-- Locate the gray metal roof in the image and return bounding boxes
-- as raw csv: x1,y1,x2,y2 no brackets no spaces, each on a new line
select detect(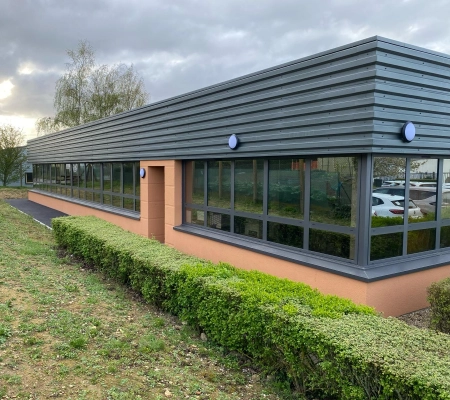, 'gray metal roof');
28,36,450,163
